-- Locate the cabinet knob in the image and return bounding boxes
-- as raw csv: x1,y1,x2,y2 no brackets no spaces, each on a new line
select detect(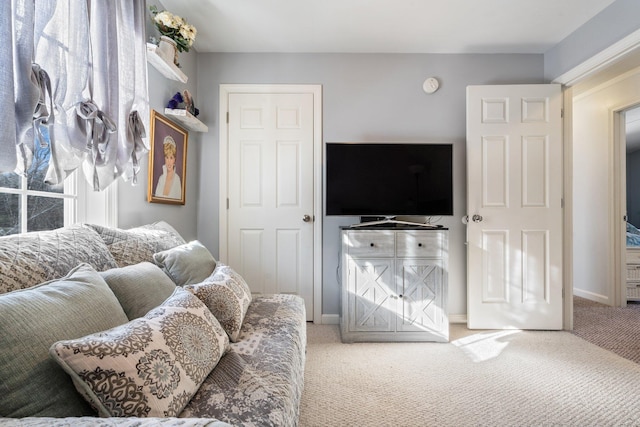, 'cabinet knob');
370,243,375,247
418,243,423,247
398,294,403,298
